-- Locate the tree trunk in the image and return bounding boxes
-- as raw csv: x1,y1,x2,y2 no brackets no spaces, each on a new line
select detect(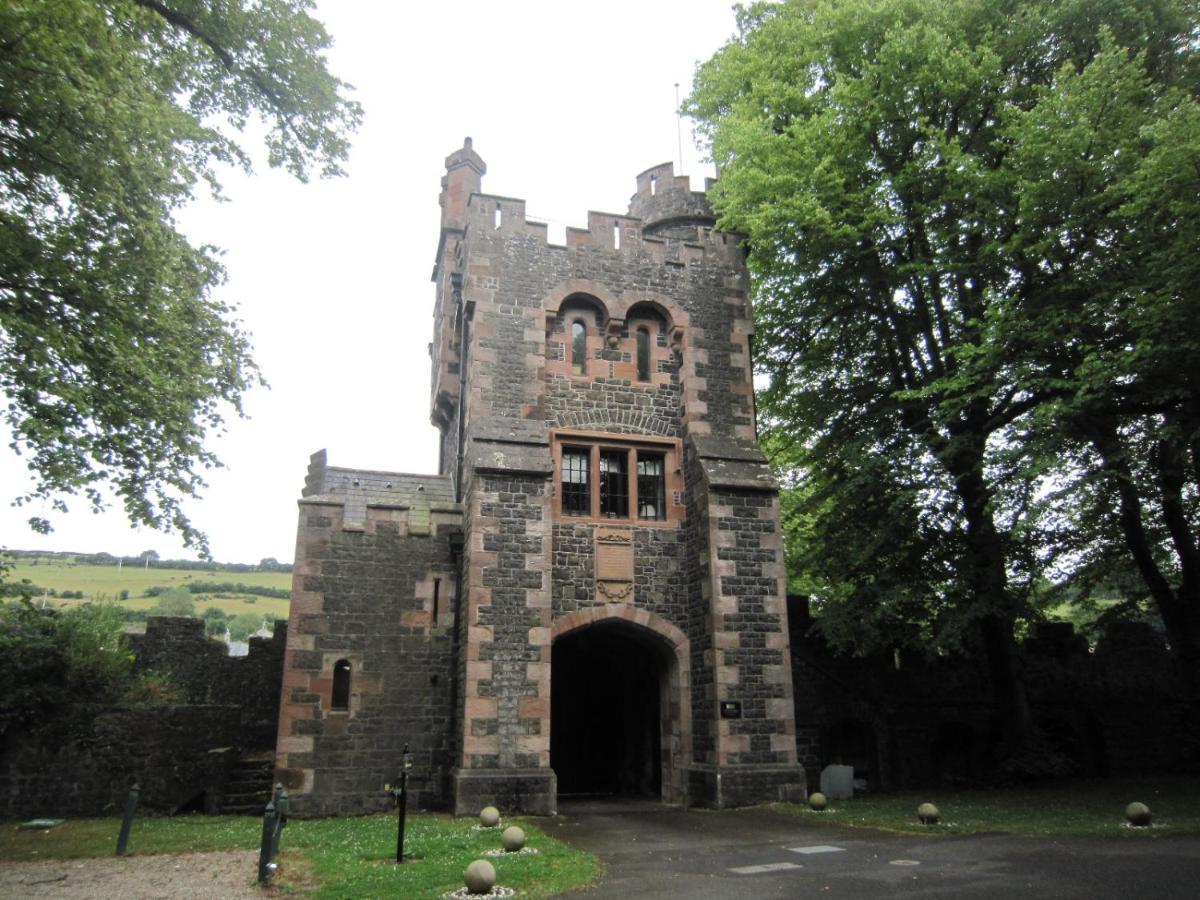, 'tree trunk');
1087,416,1200,703
942,430,1035,751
